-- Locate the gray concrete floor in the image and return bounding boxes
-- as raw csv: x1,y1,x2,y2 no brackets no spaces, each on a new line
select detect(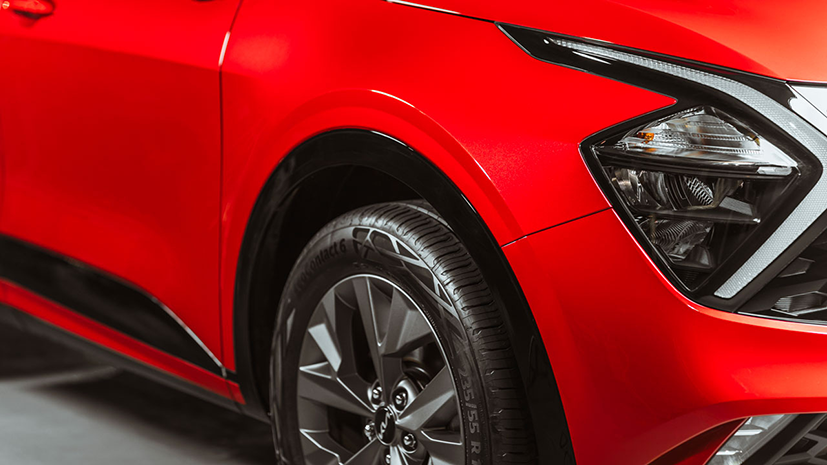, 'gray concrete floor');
0,323,275,464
